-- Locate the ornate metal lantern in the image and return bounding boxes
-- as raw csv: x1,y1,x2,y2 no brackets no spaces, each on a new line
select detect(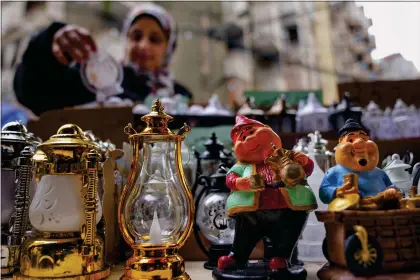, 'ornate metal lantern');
1,122,39,275
118,99,194,280
13,124,110,280
194,164,235,269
